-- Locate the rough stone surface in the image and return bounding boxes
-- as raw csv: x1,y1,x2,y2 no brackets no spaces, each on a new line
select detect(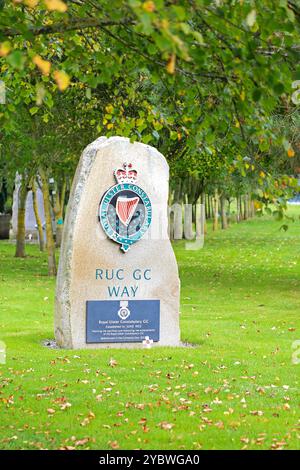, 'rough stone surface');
55,136,180,349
